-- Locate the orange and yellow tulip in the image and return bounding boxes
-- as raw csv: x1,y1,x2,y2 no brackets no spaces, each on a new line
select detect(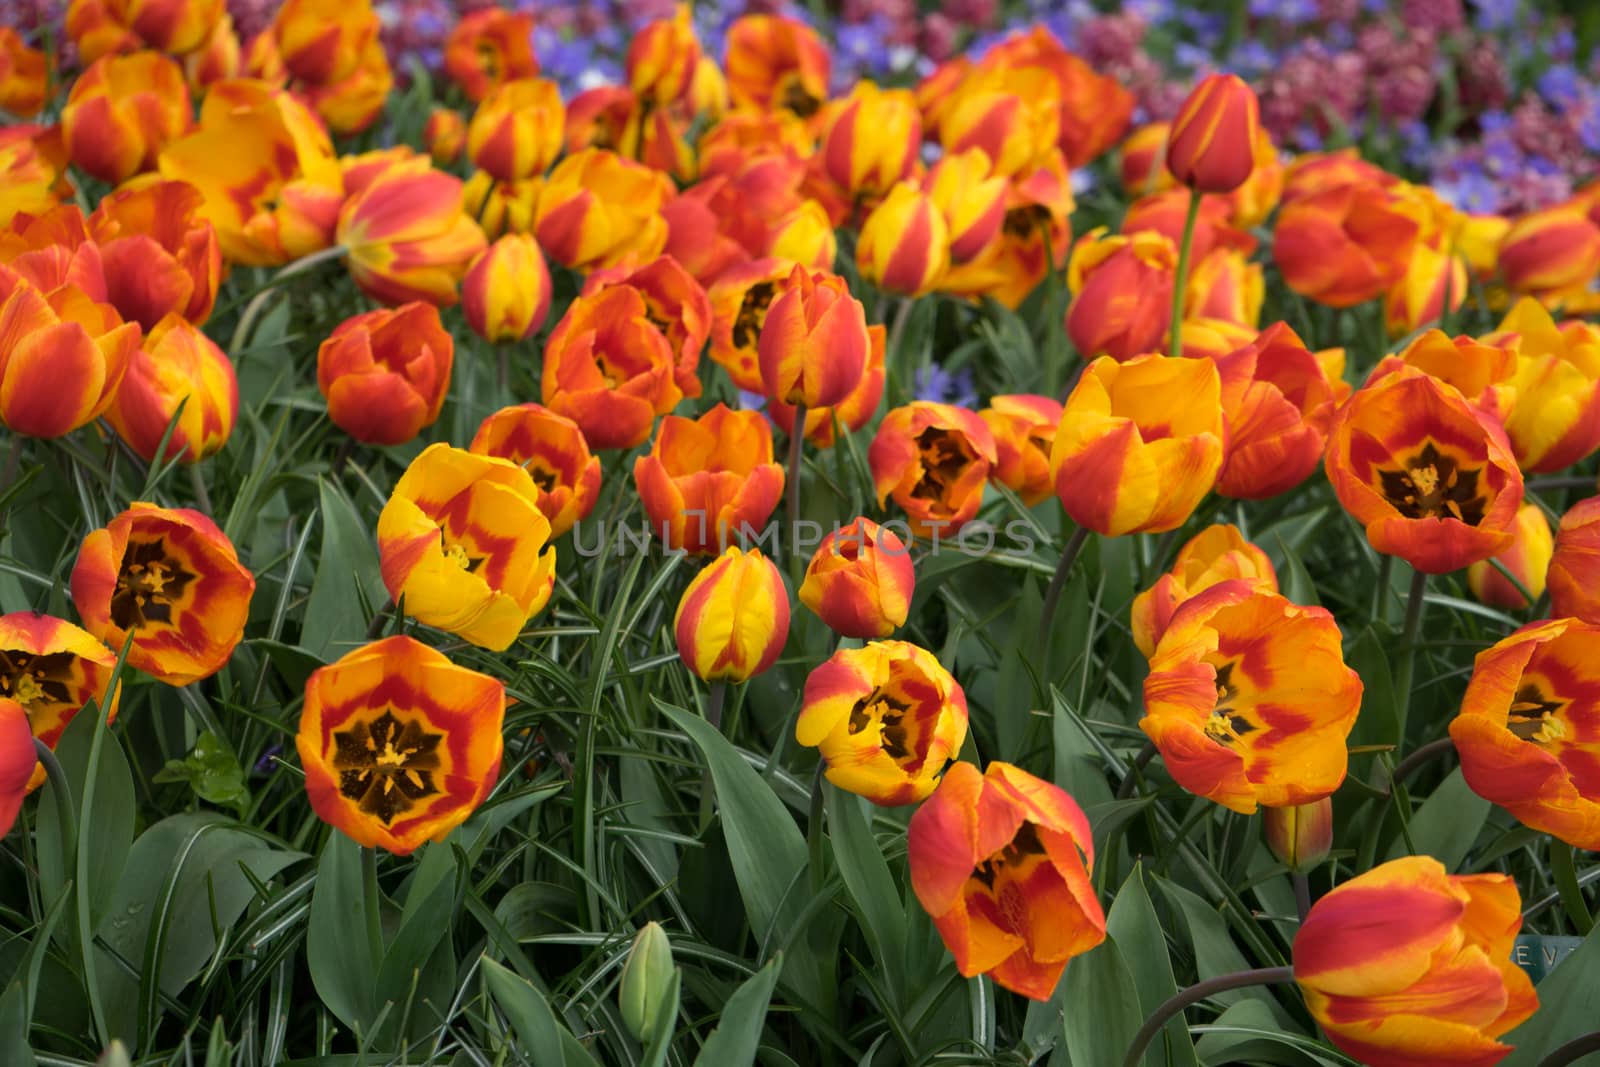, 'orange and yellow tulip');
907,760,1105,1001
981,394,1062,507
1263,798,1333,872
580,255,710,399
377,444,556,651
1123,189,1257,267
298,635,504,854
981,26,1132,168
1064,229,1177,362
1130,524,1278,658
270,0,377,85
1292,856,1537,1066
857,183,949,297
298,37,392,136
0,699,33,834
768,324,887,448
1273,182,1423,308
674,546,789,682
88,180,221,330
470,404,601,540
1548,496,1600,623
634,404,785,555
0,28,47,118
0,612,118,789
317,302,452,446
627,4,700,107
1185,246,1264,327
467,77,564,183
1120,122,1174,198
1485,298,1600,473
541,285,683,450
870,402,998,539
723,14,829,118
1142,581,1362,813
799,518,914,640
461,170,540,241
337,158,486,307
70,503,255,686
1325,365,1523,573
1498,201,1600,309
1388,329,1515,416
534,149,674,272
1386,243,1468,337
759,265,871,409
1466,504,1552,611
1051,354,1225,536
767,199,837,271
708,257,795,393
462,234,552,345
818,81,921,201
1224,128,1285,229
797,640,967,805
938,79,1059,180
0,279,139,439
1164,73,1260,195
924,149,1008,264
68,0,224,58
443,8,536,103
107,314,237,463
0,203,104,299
423,108,465,166
0,125,67,228
183,12,240,91
62,51,192,185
